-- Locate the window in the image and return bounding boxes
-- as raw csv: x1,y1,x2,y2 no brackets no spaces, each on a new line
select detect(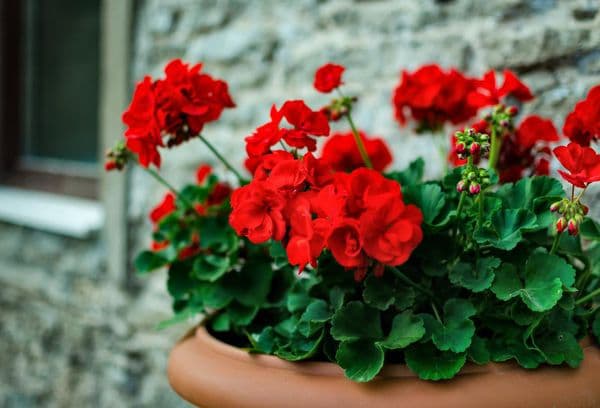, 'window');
0,0,101,199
